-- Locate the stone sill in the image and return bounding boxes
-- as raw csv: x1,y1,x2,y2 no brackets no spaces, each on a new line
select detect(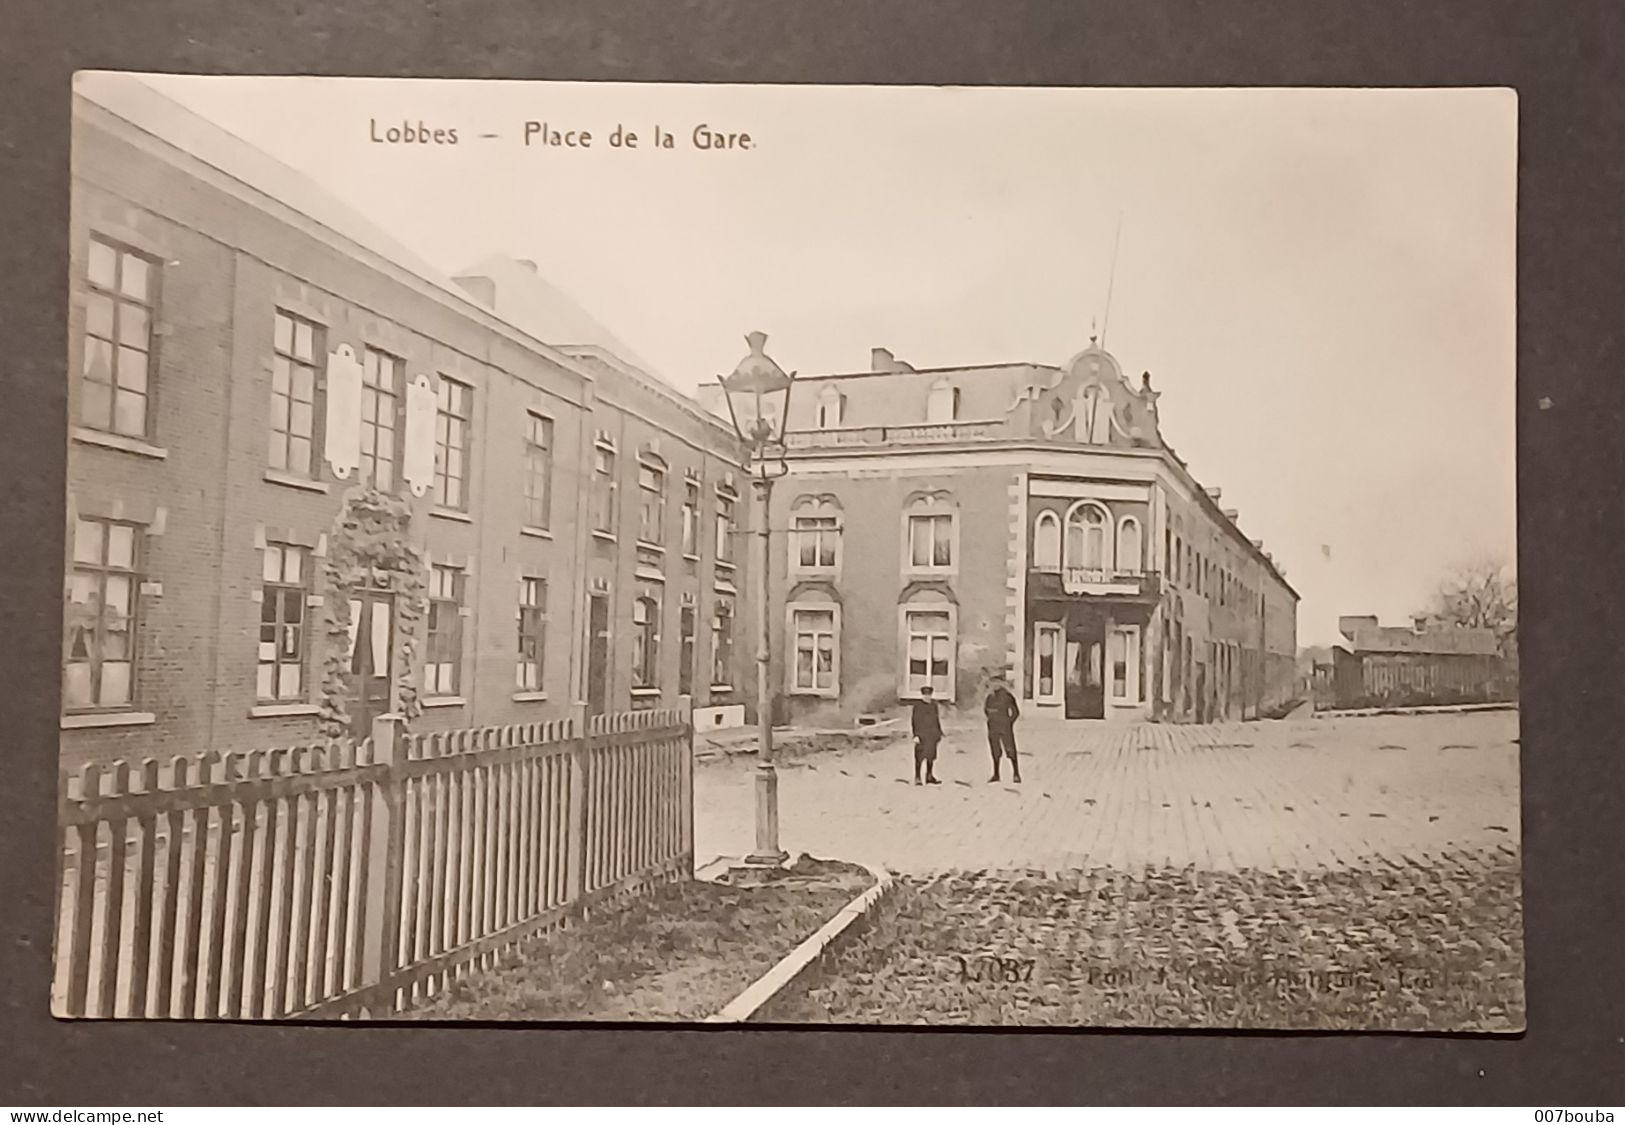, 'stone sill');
788,689,840,699
420,696,467,709
61,711,156,730
71,427,168,461
630,687,661,698
262,469,330,494
430,507,474,524
520,525,554,540
591,530,618,543
249,702,321,719
511,690,549,703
